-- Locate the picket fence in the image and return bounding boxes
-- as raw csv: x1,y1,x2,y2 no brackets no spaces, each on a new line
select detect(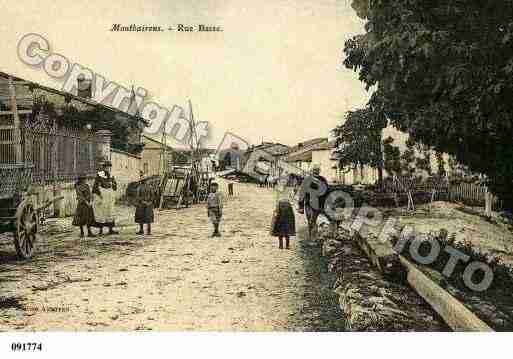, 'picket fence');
382,177,503,212
448,182,502,211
